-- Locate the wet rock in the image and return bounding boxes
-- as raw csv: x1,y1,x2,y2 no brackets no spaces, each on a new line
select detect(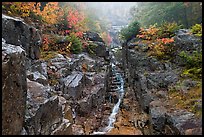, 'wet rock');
132,74,154,112
93,41,107,57
147,71,178,89
51,118,72,135
91,84,106,108
155,90,167,98
58,96,73,124
25,80,63,135
30,60,48,78
21,127,28,135
172,29,202,65
128,50,164,73
93,73,106,85
61,71,84,99
50,54,70,70
27,71,48,86
149,100,167,132
77,96,93,115
108,92,119,104
2,14,42,59
2,40,27,135
84,31,104,42
83,31,108,58
165,109,202,135
174,29,202,52
78,53,96,71
25,96,63,135
83,72,95,86
63,105,74,124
